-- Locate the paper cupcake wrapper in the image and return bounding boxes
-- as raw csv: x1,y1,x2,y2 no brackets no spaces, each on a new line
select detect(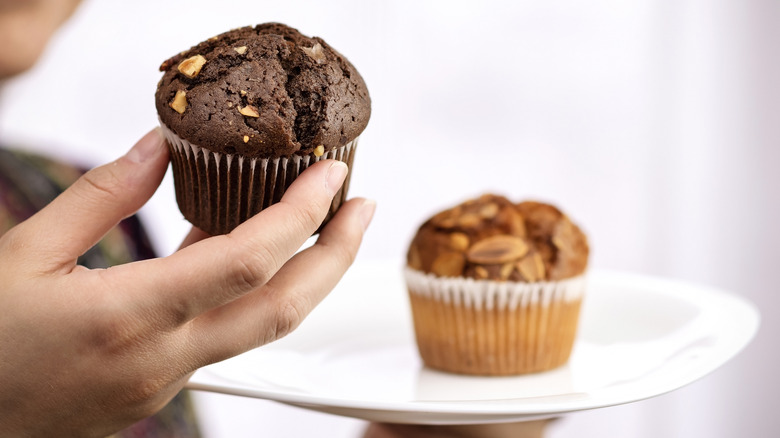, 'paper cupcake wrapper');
160,122,358,235
404,268,586,311
405,267,586,375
